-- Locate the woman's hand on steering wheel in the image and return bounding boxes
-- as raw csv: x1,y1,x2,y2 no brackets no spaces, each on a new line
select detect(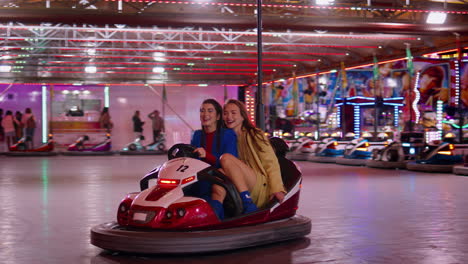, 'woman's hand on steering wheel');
193,147,206,158
270,192,285,203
